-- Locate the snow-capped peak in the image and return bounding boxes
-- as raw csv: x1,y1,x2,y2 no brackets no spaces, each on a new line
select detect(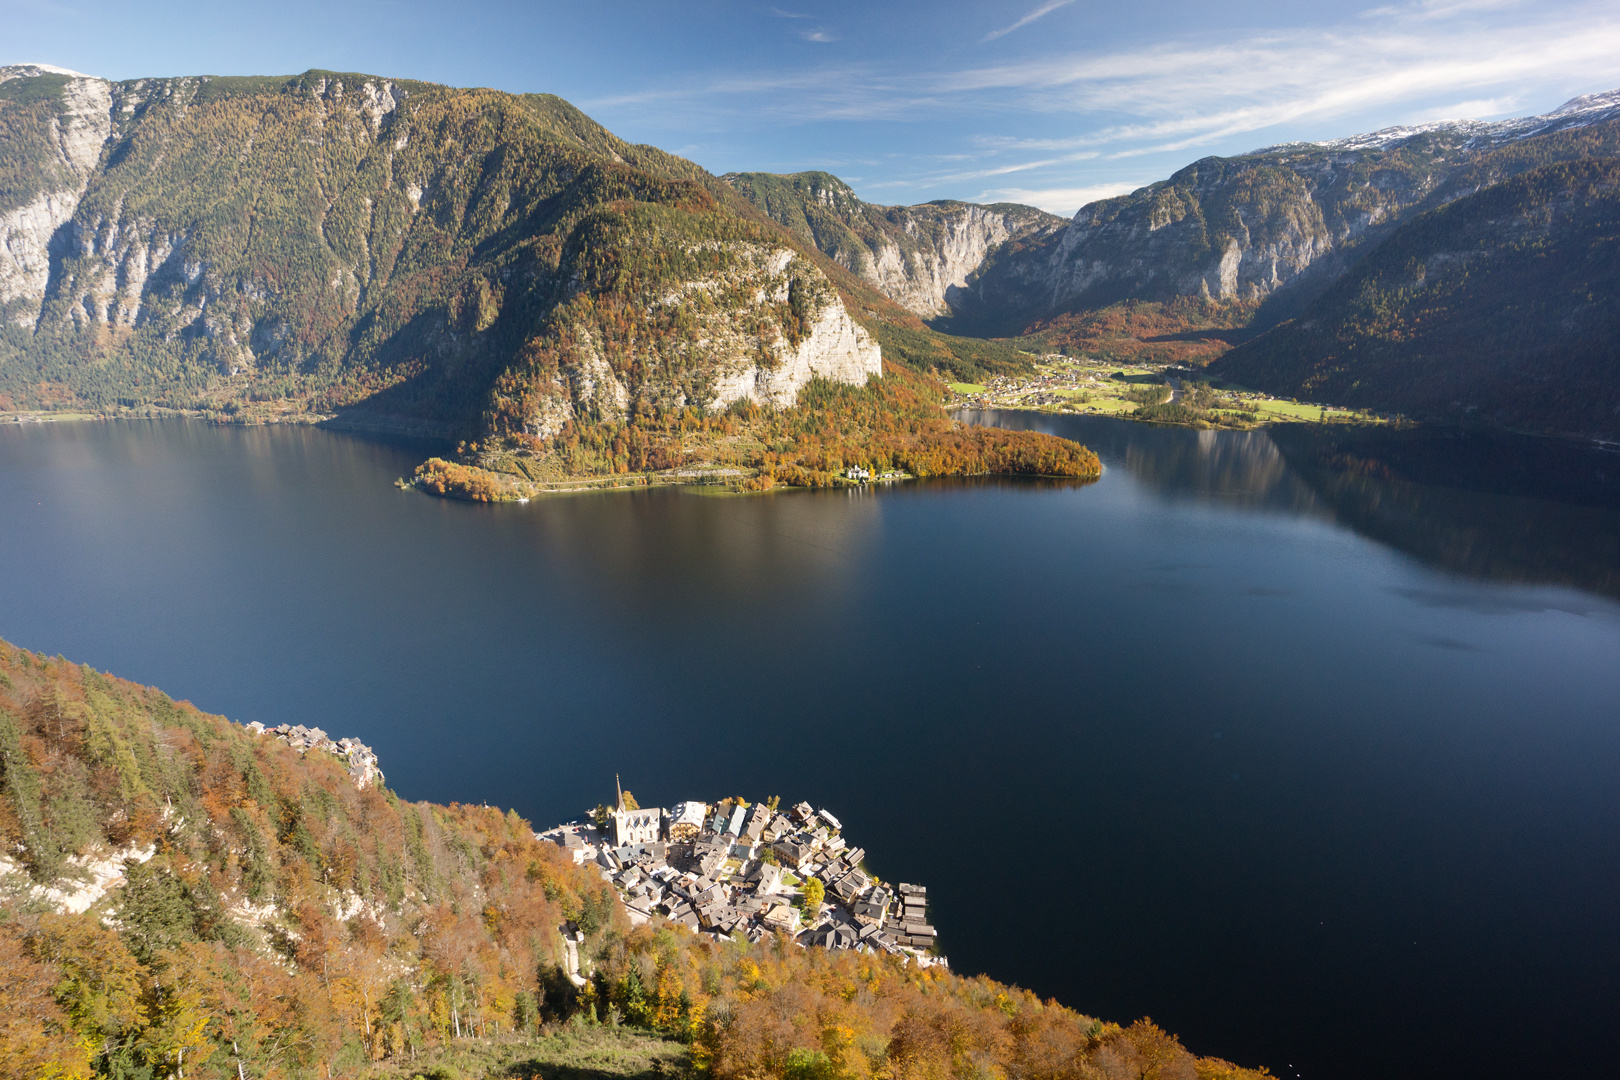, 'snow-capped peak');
1251,88,1620,156
0,63,98,83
